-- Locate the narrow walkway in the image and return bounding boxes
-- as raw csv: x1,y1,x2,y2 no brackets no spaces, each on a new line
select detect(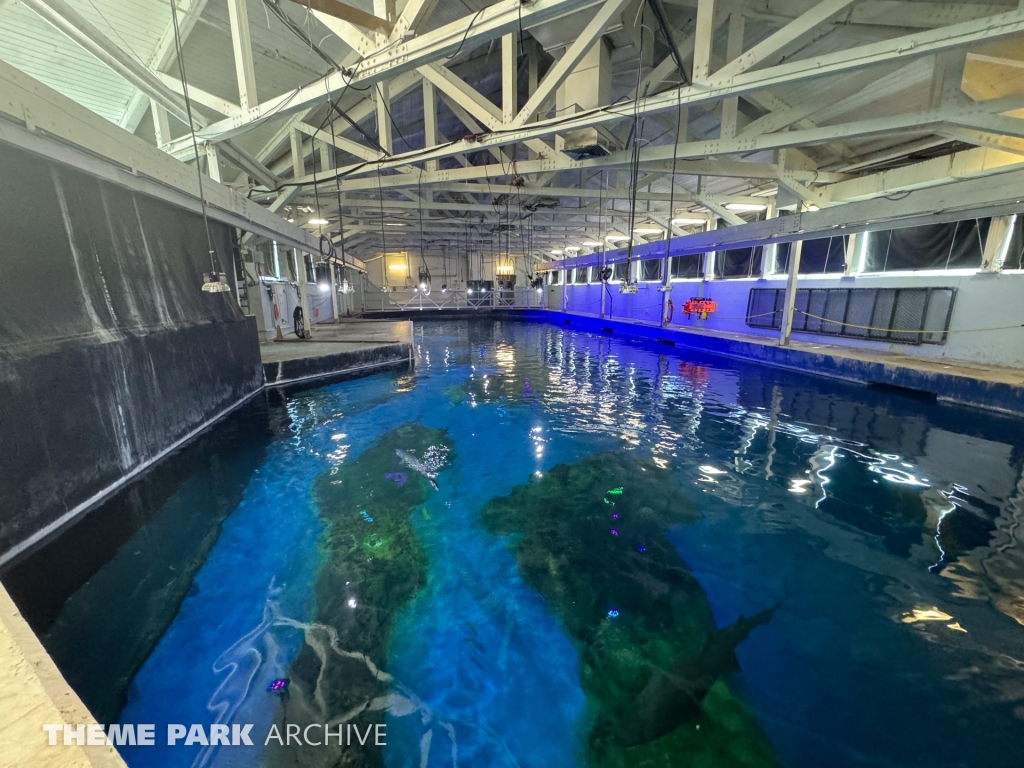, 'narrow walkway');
260,320,414,387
